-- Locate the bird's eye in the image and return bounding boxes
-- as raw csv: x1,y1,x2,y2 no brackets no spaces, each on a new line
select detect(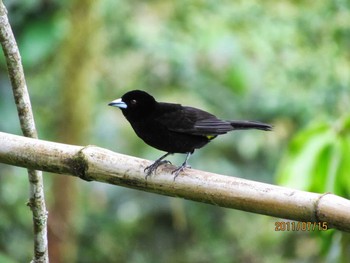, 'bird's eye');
130,99,137,105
